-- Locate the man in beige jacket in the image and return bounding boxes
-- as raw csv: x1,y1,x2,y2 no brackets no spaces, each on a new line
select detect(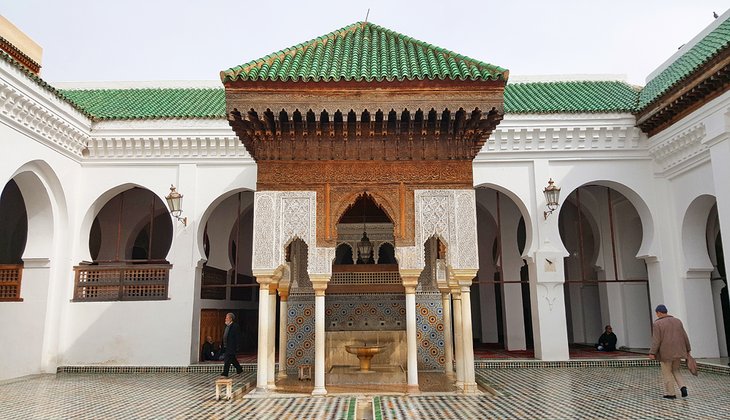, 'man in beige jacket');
648,304,692,399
